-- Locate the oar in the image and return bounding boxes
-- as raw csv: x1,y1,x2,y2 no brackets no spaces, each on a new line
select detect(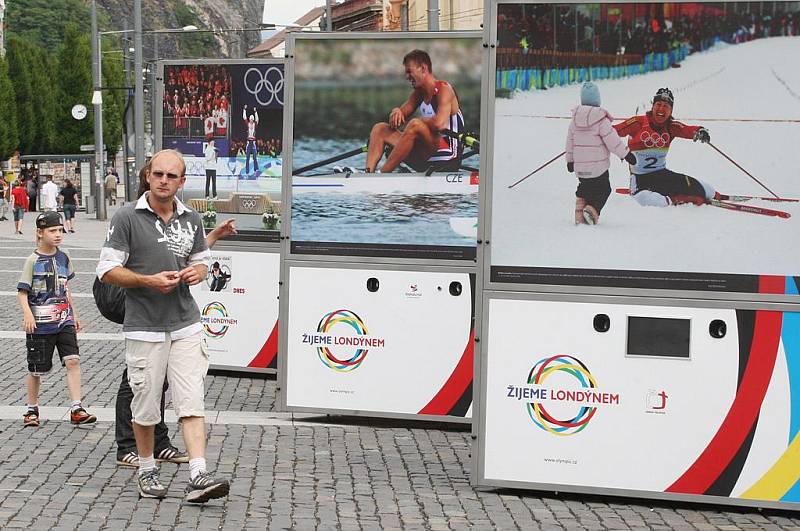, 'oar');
293,145,367,175
441,130,480,150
